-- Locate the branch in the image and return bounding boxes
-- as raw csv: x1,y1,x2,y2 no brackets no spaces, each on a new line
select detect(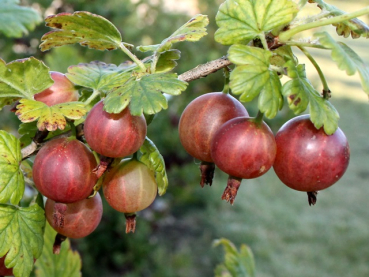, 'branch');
178,56,232,82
